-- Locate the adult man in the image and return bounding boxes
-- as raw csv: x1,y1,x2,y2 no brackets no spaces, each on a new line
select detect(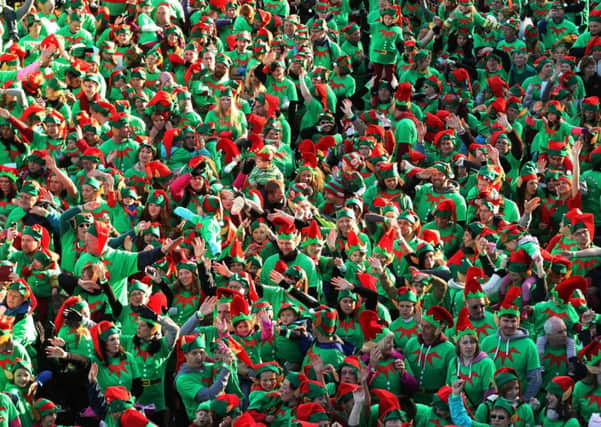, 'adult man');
175,335,234,422
405,305,456,404
480,288,542,402
538,317,575,389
